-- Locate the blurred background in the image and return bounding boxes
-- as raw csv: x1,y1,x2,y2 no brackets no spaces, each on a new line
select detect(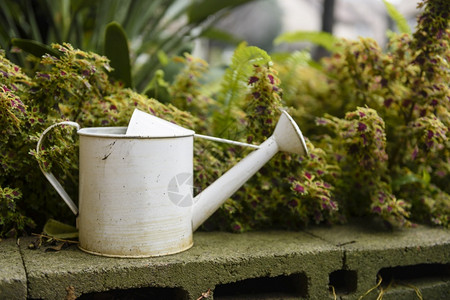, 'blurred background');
193,0,422,63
